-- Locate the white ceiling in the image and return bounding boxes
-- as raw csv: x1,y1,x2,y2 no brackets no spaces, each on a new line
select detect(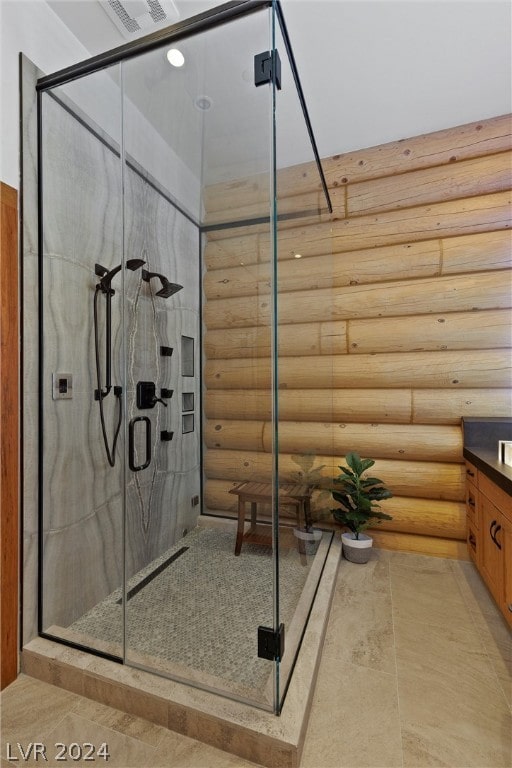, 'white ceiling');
47,0,512,162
